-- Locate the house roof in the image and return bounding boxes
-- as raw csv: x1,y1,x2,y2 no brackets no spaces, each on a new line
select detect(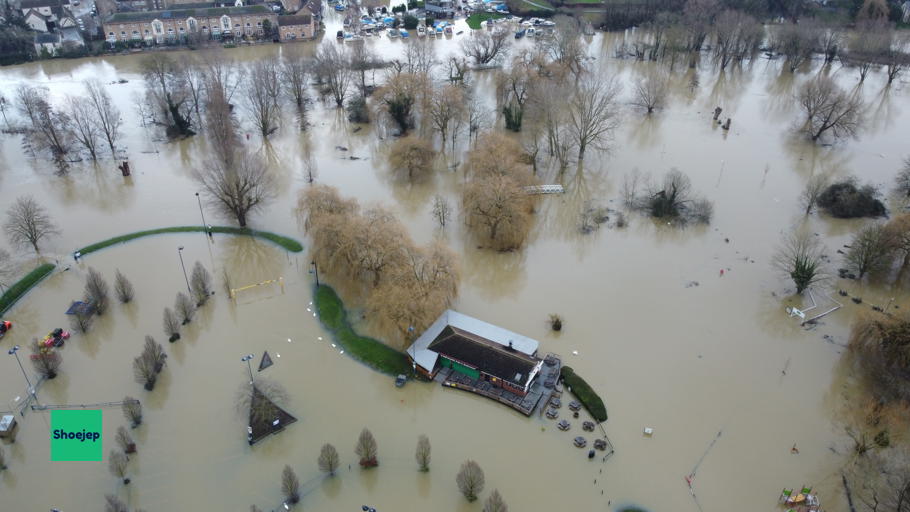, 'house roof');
21,0,69,9
105,4,269,23
277,14,311,26
428,325,540,386
406,309,540,376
